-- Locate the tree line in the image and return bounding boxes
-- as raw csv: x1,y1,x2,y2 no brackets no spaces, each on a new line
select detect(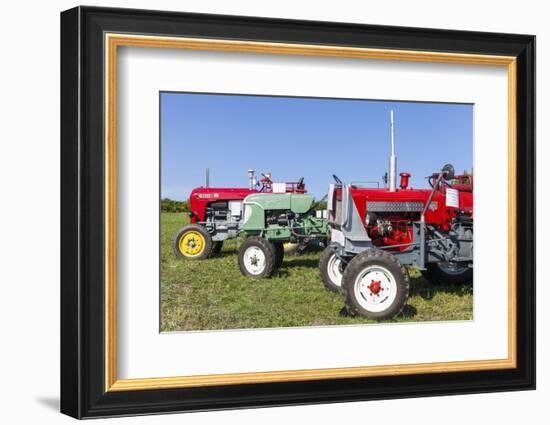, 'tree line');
161,198,189,213
161,198,326,213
